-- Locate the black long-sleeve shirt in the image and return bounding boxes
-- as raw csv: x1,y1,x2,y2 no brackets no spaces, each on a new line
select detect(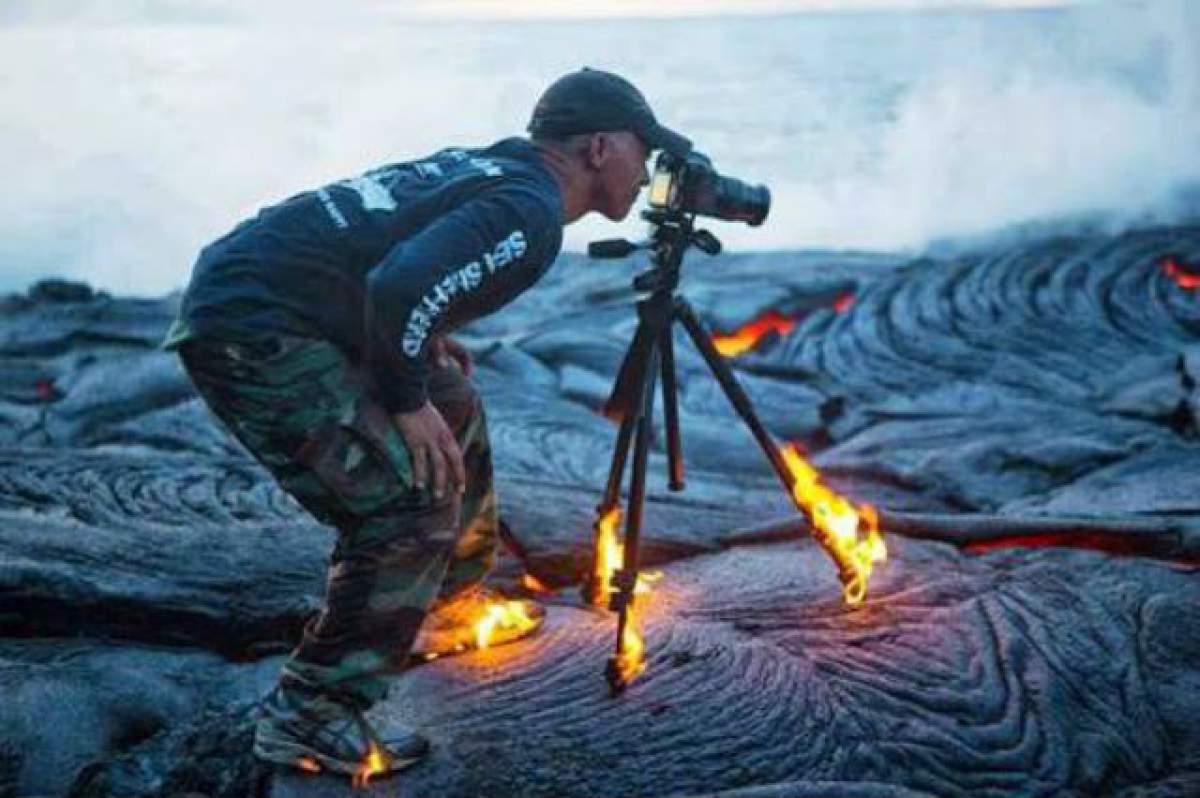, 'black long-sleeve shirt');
167,137,564,412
